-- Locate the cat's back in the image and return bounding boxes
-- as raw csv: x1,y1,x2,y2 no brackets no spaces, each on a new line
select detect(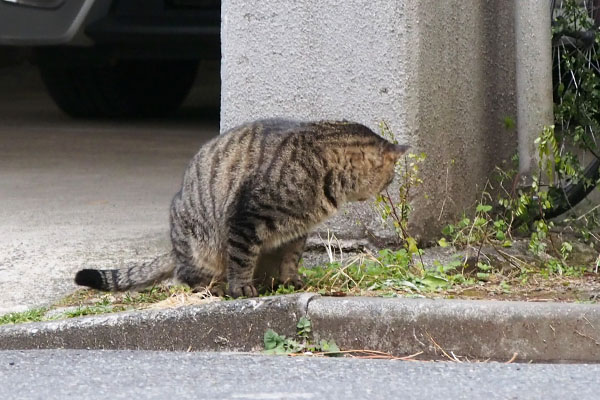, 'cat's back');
180,120,307,219
188,119,381,185
176,119,387,235
196,119,305,172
